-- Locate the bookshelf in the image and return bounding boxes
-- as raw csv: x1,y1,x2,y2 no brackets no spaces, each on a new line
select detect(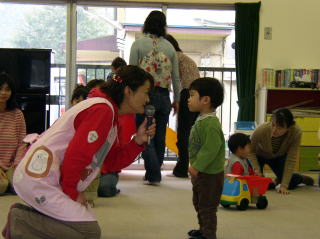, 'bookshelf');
257,87,320,171
261,68,319,88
